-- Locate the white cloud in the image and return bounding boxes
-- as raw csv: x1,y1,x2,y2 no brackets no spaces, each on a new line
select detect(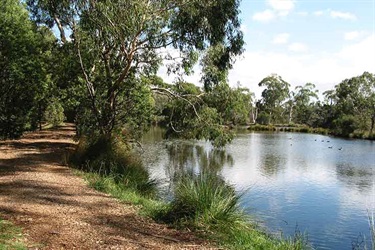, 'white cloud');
330,10,357,20
337,34,375,68
297,11,308,17
344,31,360,40
227,35,375,99
253,9,276,22
253,0,296,22
267,0,295,13
313,9,357,21
344,30,368,41
273,33,290,44
313,10,325,16
288,42,308,52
